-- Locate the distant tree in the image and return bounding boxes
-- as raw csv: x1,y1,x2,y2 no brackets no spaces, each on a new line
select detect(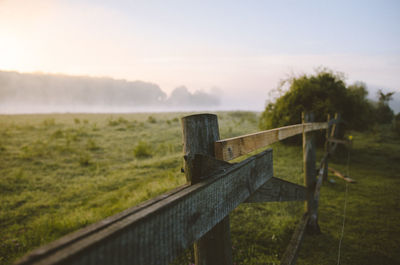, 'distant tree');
375,89,395,124
346,82,375,130
394,113,400,136
378,90,395,104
